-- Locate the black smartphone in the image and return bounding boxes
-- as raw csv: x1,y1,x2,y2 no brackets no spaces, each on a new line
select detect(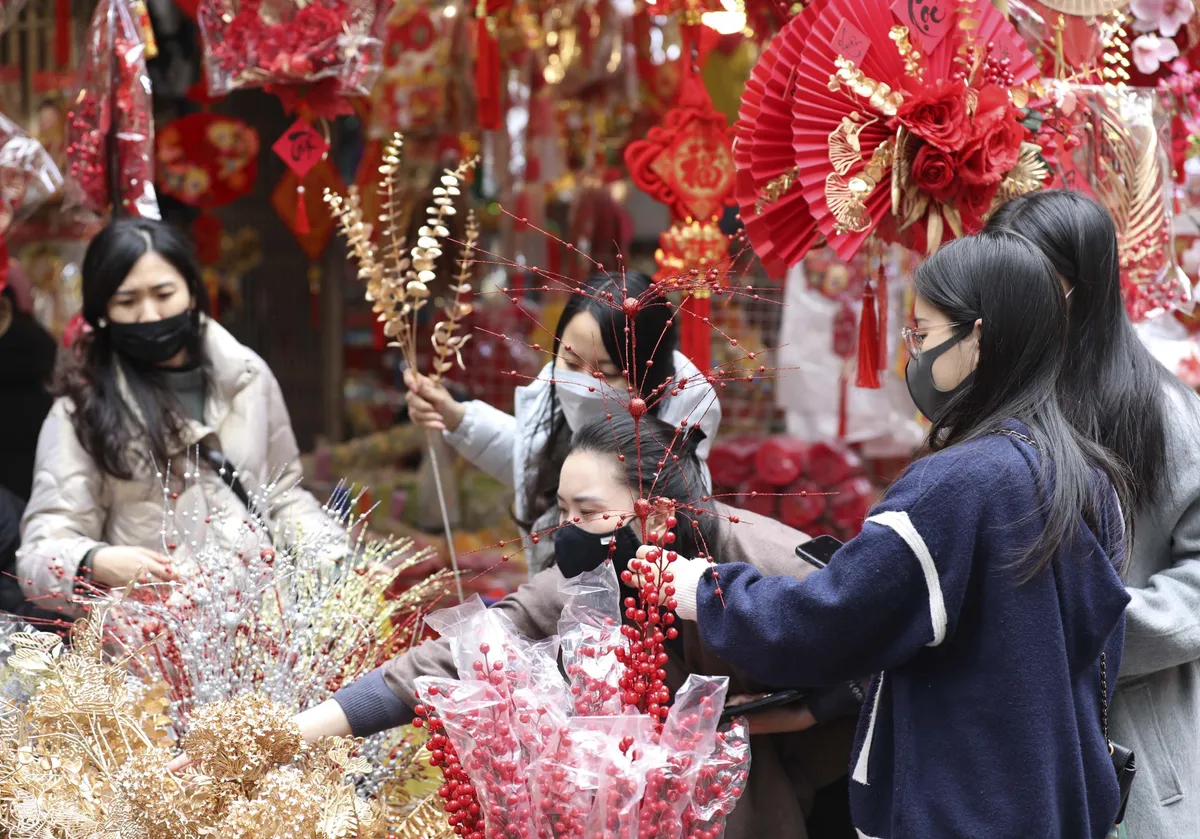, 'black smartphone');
721,689,805,719
795,535,844,570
